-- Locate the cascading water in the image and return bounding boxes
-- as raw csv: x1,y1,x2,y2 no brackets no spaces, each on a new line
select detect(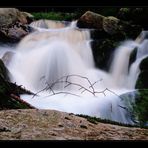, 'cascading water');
1,20,148,124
